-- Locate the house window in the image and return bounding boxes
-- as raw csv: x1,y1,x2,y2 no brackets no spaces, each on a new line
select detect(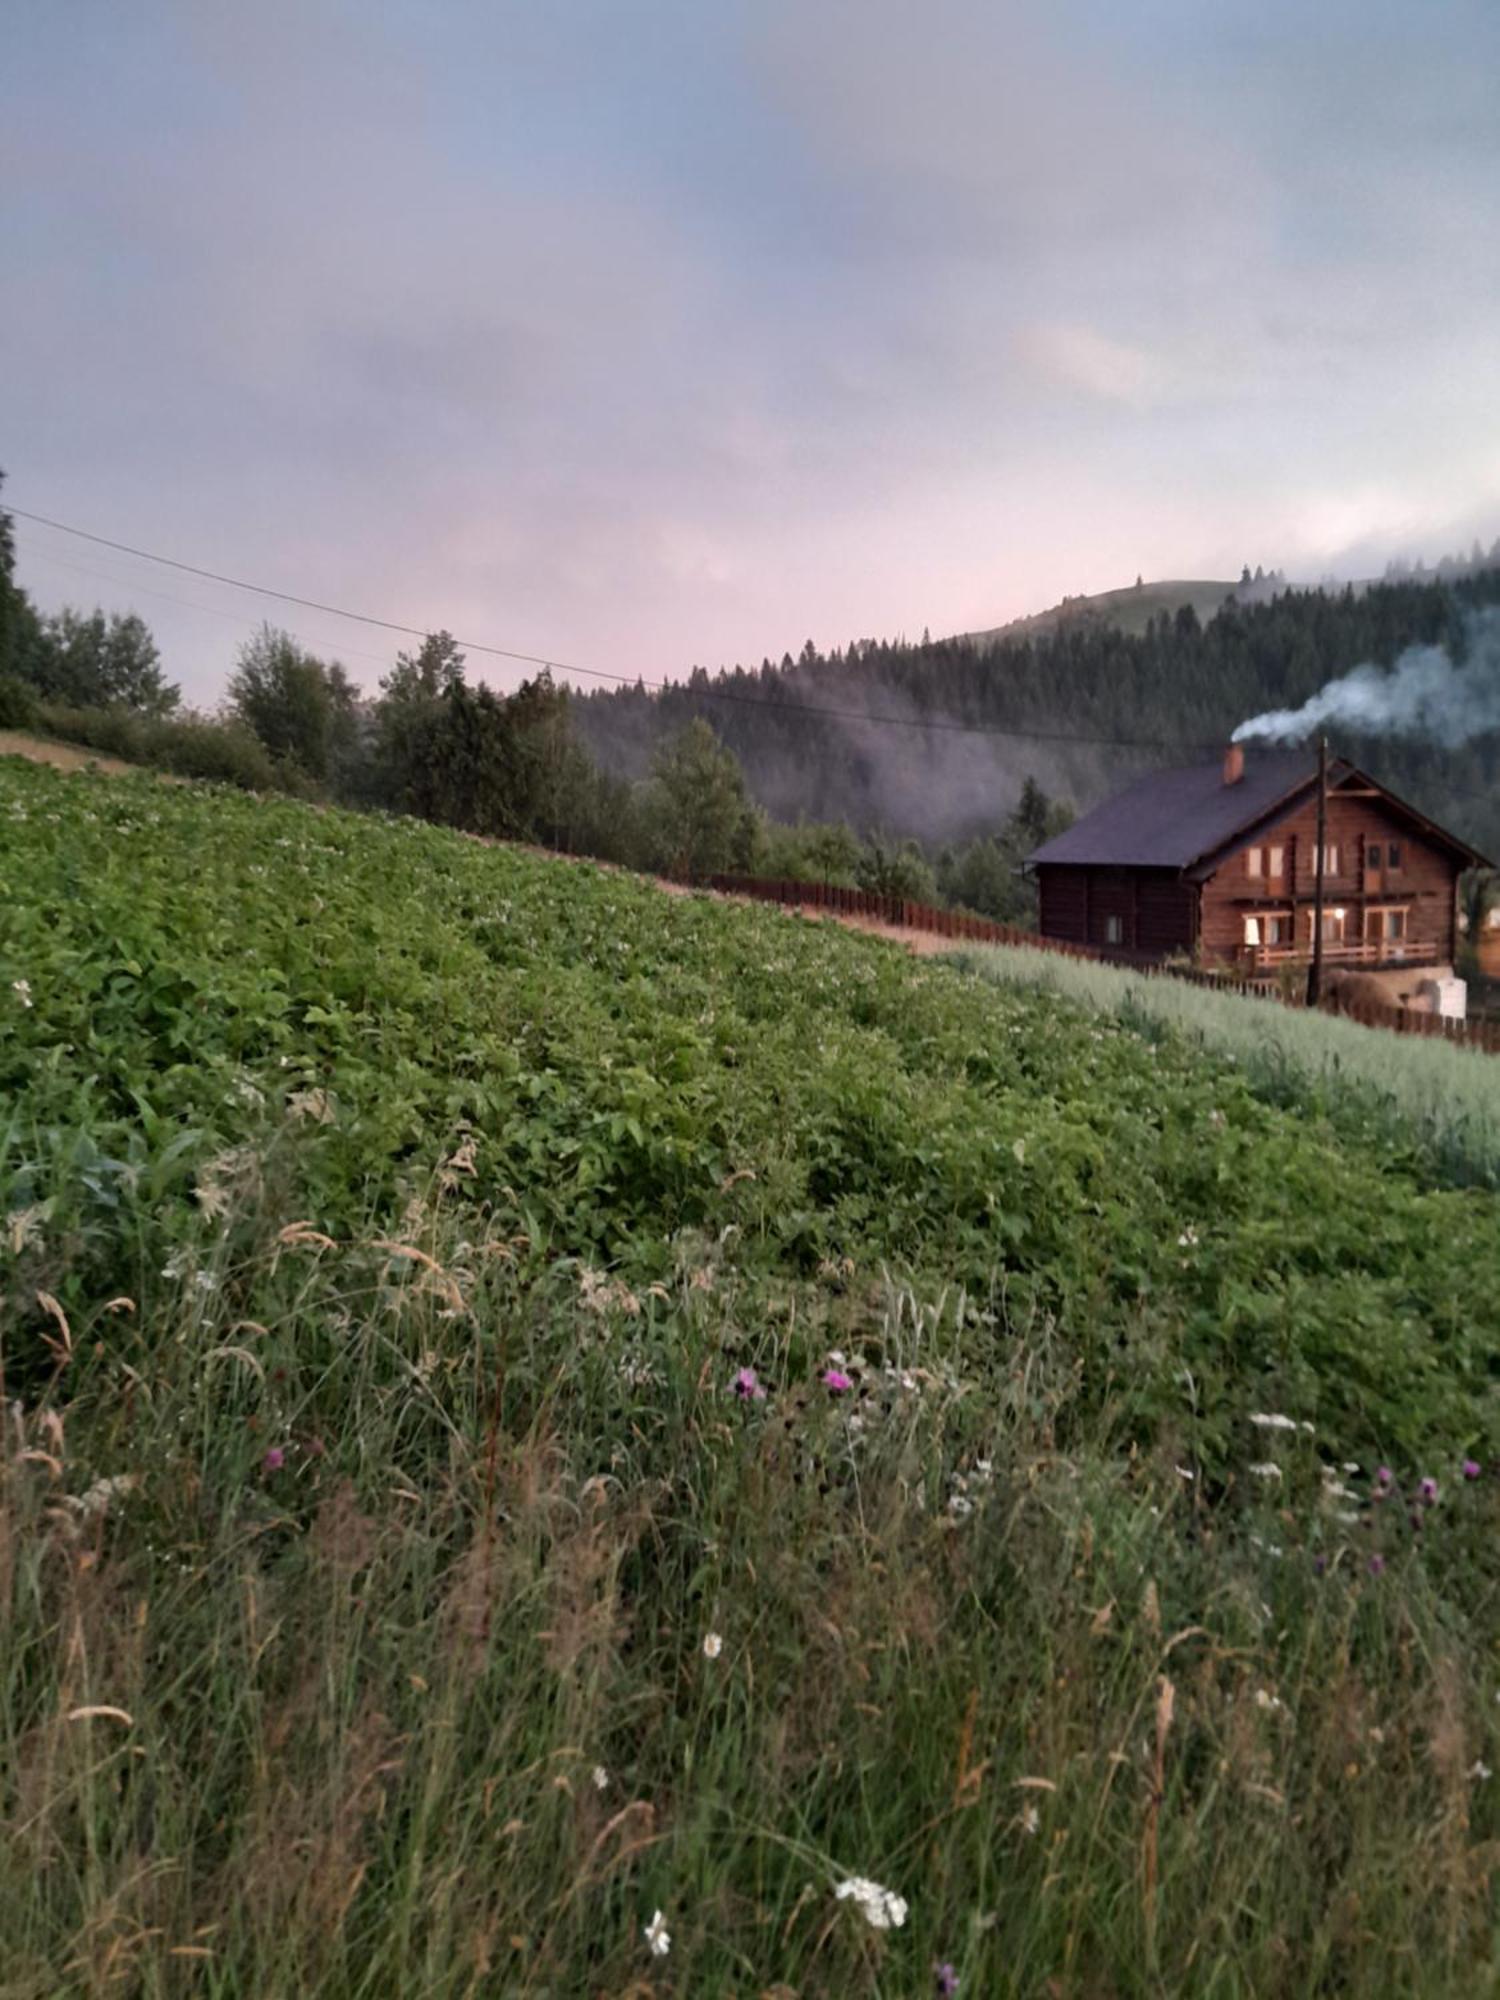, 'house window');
1265,912,1293,945
1245,846,1263,878
1268,844,1285,877
1366,907,1408,943
1104,914,1124,944
1317,844,1341,876
1387,842,1403,871
1307,907,1346,942
1243,916,1261,946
